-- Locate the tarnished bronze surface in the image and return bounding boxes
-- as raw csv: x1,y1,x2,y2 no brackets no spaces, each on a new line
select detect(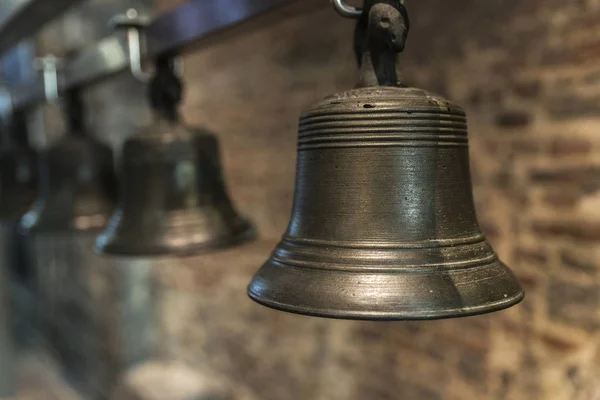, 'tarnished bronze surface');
20,90,117,235
95,56,254,256
248,0,523,320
